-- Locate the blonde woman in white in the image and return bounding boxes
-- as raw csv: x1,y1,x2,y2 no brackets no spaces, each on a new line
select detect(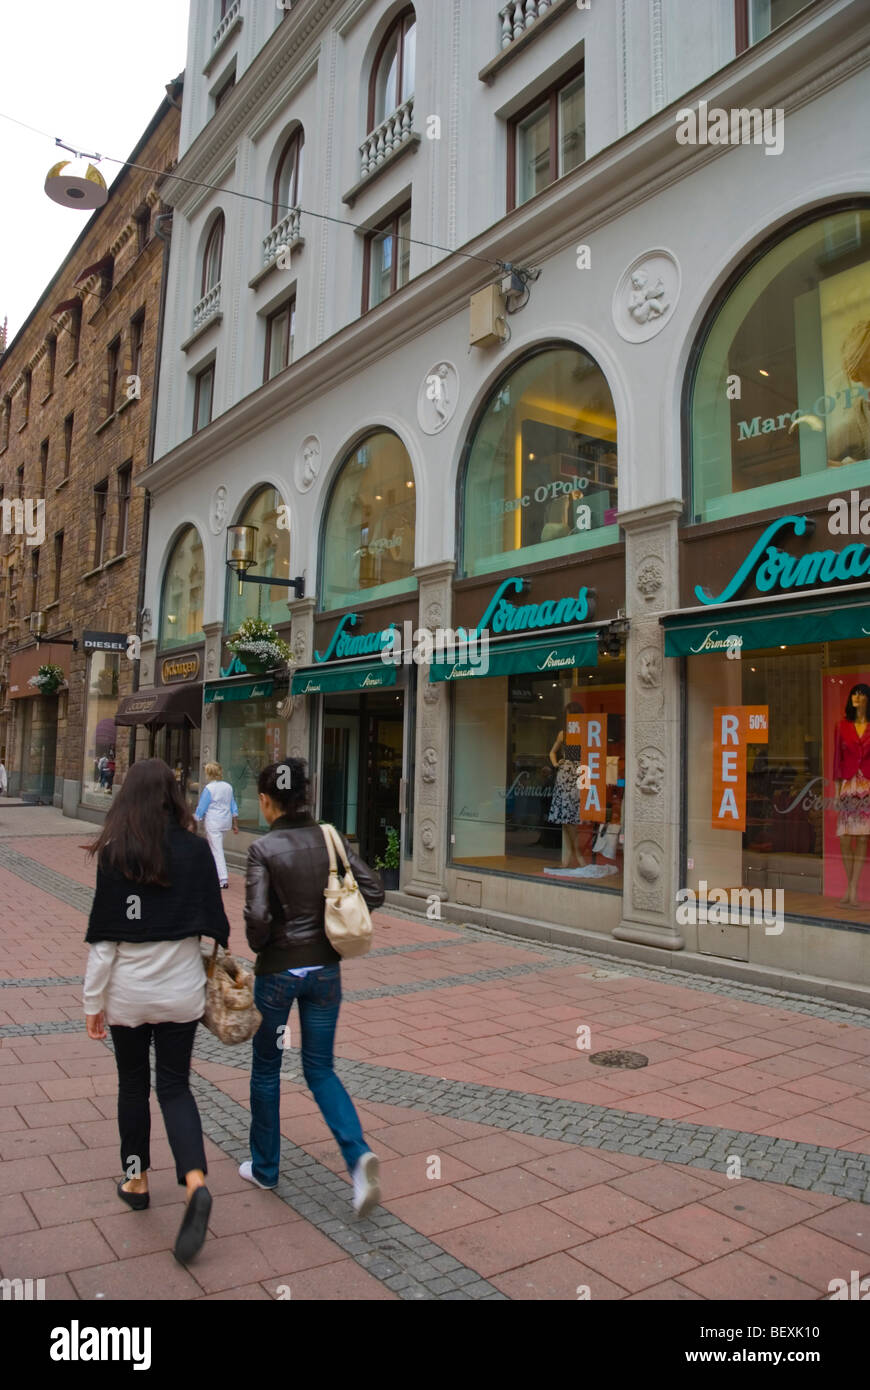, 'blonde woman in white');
194,762,239,889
